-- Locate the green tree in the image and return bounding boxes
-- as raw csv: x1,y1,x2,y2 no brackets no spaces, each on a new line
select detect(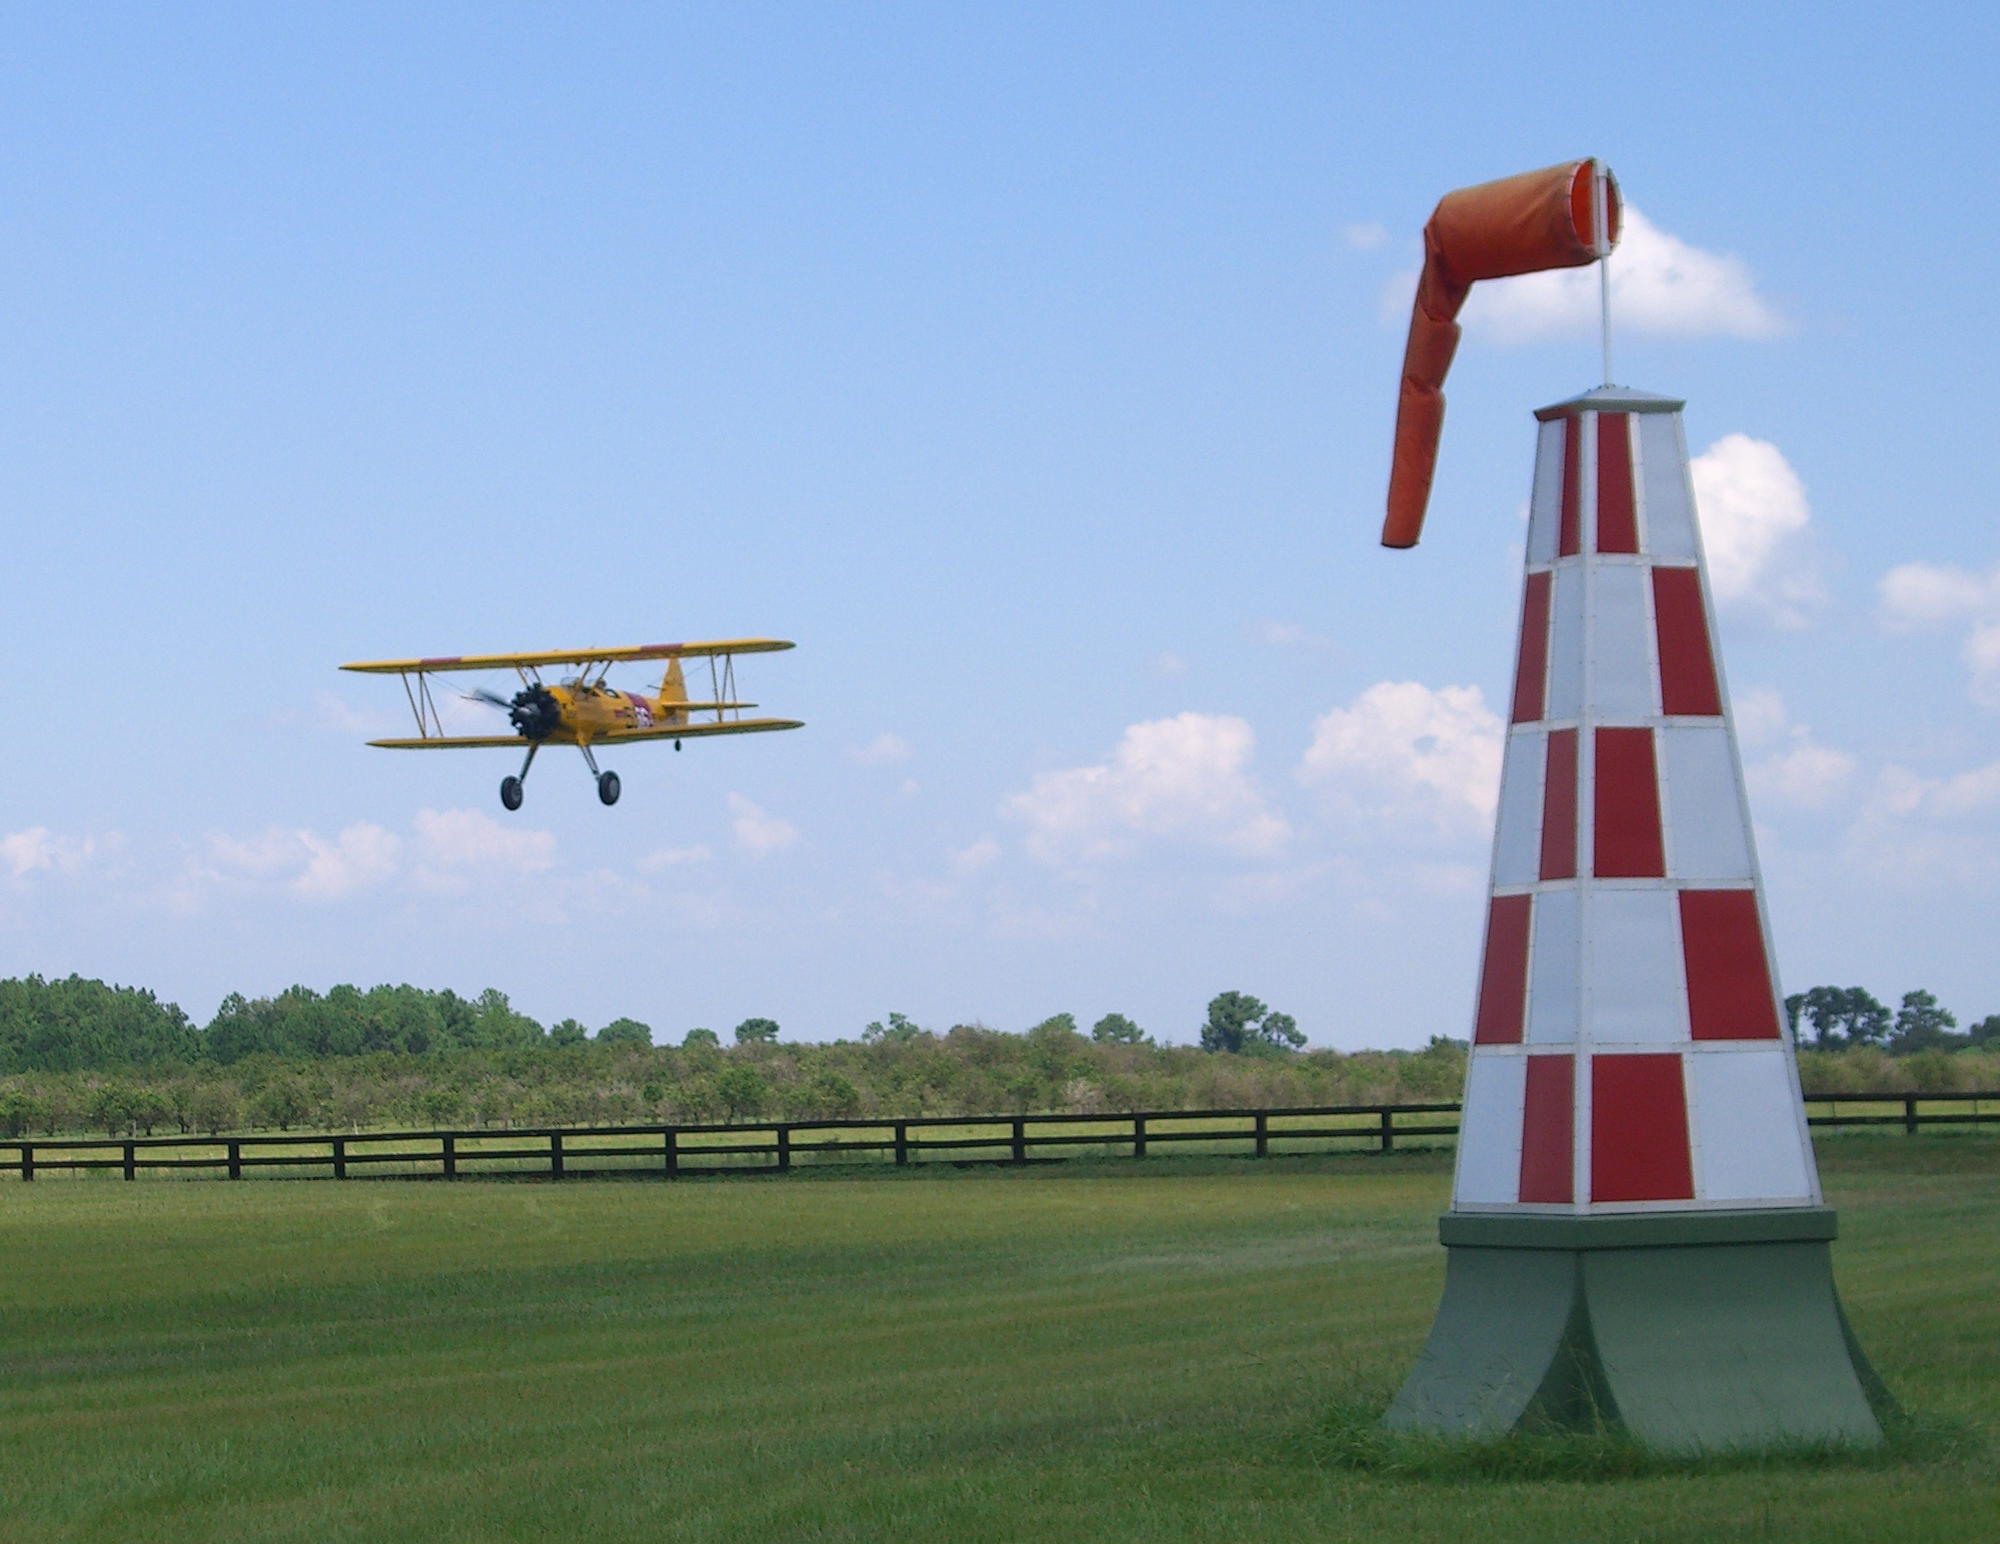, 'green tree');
596,1017,652,1047
253,1078,311,1131
0,1086,50,1138
190,1083,243,1137
1199,992,1304,1055
1785,986,1891,1051
682,1027,720,1050
734,1017,781,1045
548,1018,589,1048
126,1085,173,1136
803,1069,861,1119
715,1064,770,1123
1888,989,1960,1054
862,1012,925,1044
1091,1012,1147,1045
1025,1014,1083,1086
86,1082,135,1137
472,988,544,1049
